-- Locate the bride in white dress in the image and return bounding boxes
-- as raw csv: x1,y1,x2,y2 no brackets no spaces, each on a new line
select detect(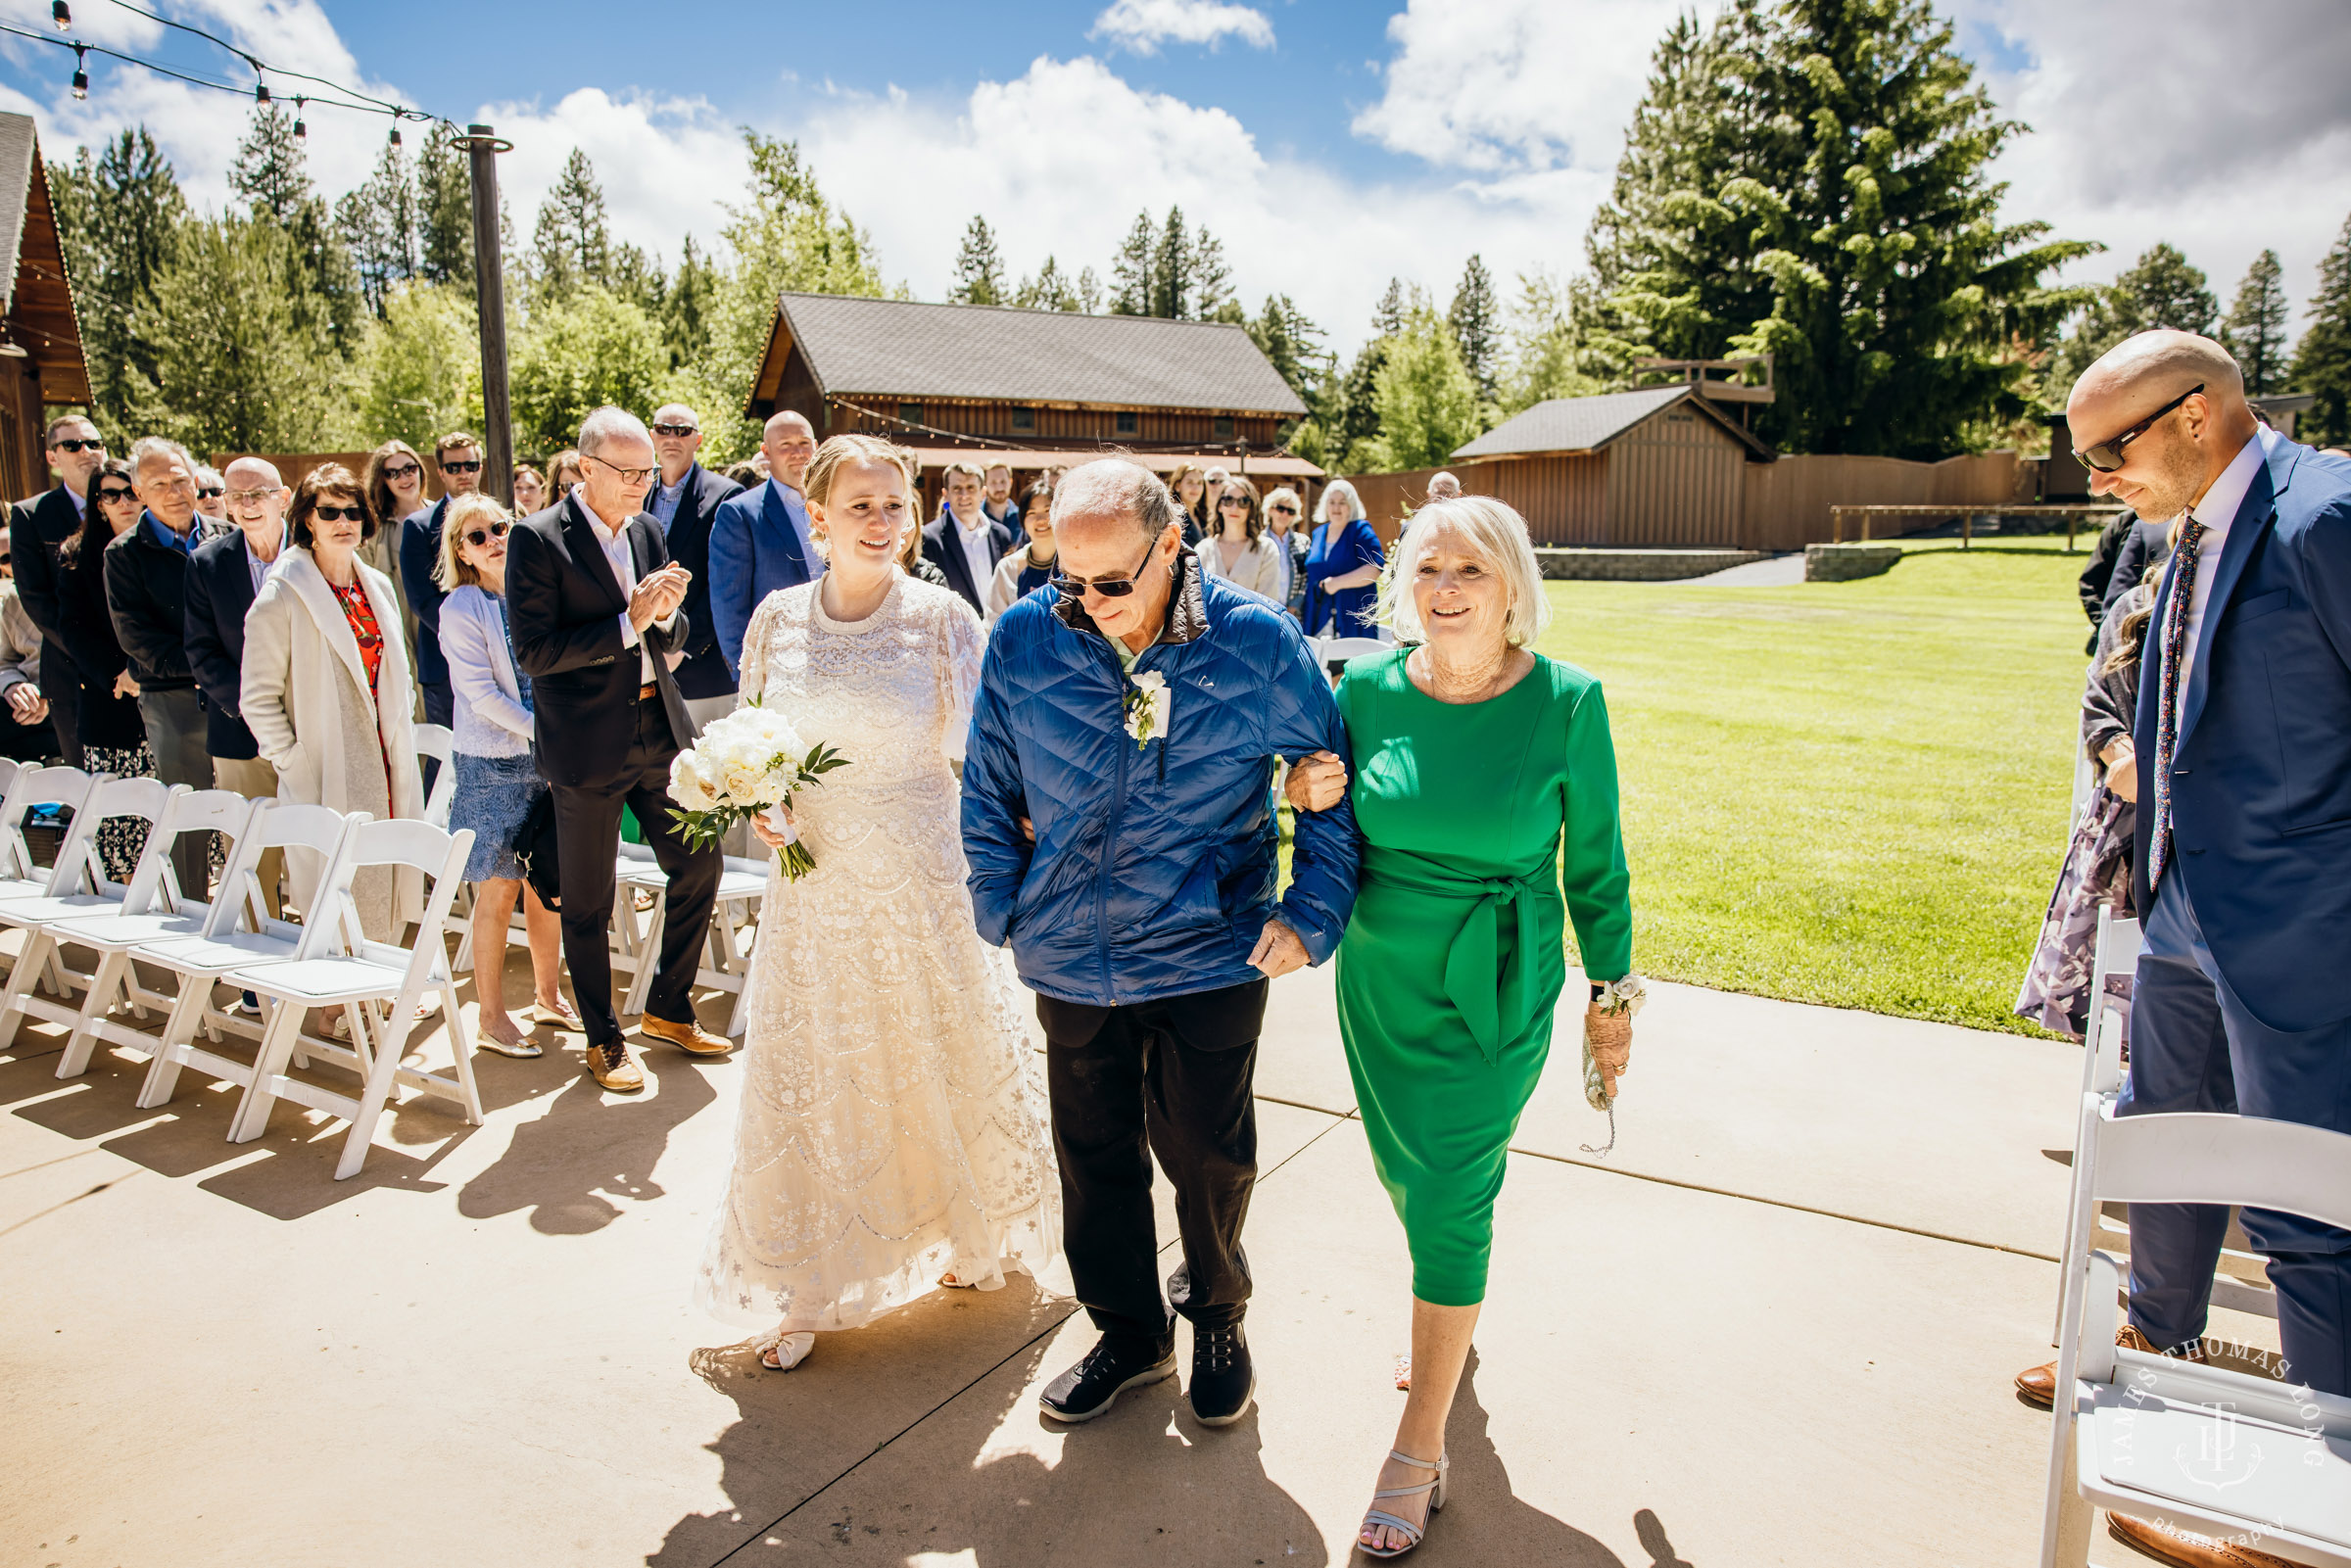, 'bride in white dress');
694,434,1059,1370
